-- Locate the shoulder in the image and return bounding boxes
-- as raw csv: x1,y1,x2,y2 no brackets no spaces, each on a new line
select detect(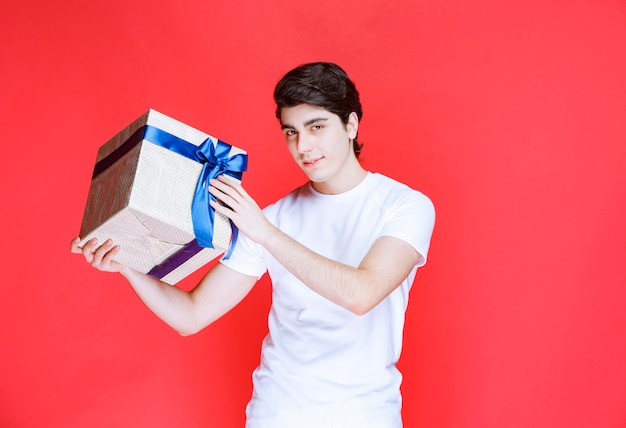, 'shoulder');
370,173,435,213
369,174,436,264
262,181,311,220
